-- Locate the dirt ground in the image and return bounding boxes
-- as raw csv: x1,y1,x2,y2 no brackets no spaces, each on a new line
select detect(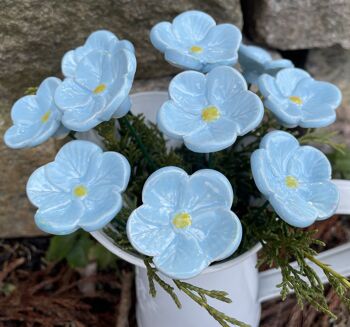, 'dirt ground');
0,217,349,327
